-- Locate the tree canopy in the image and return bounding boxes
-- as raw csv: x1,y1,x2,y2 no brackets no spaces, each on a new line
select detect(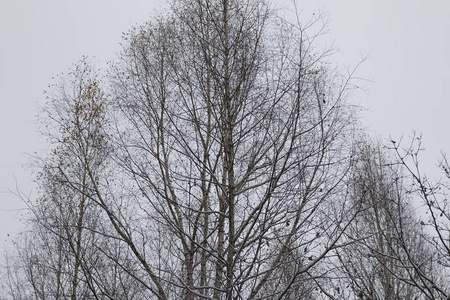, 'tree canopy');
1,1,449,299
